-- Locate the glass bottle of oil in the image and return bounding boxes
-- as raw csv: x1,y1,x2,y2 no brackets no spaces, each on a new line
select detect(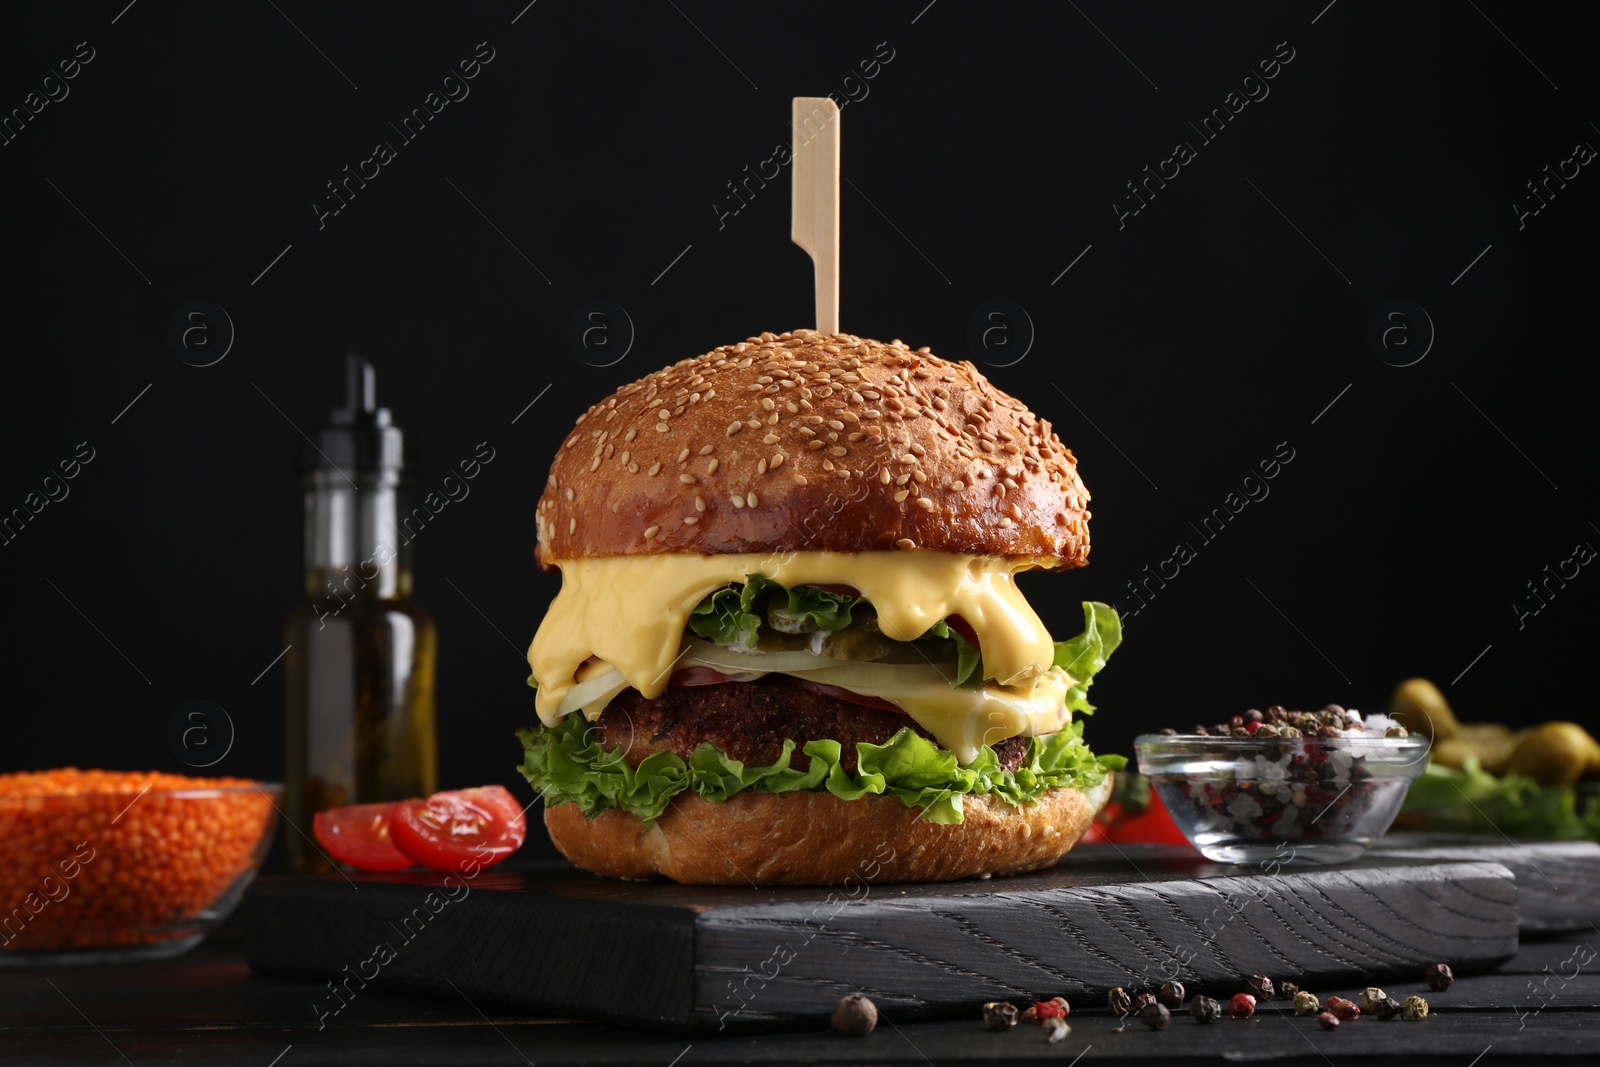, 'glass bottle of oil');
283,356,437,873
